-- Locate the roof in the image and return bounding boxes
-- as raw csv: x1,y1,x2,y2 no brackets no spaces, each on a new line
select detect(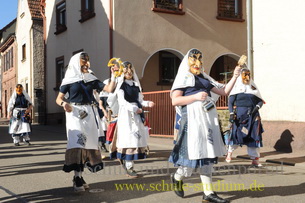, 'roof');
28,0,43,19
